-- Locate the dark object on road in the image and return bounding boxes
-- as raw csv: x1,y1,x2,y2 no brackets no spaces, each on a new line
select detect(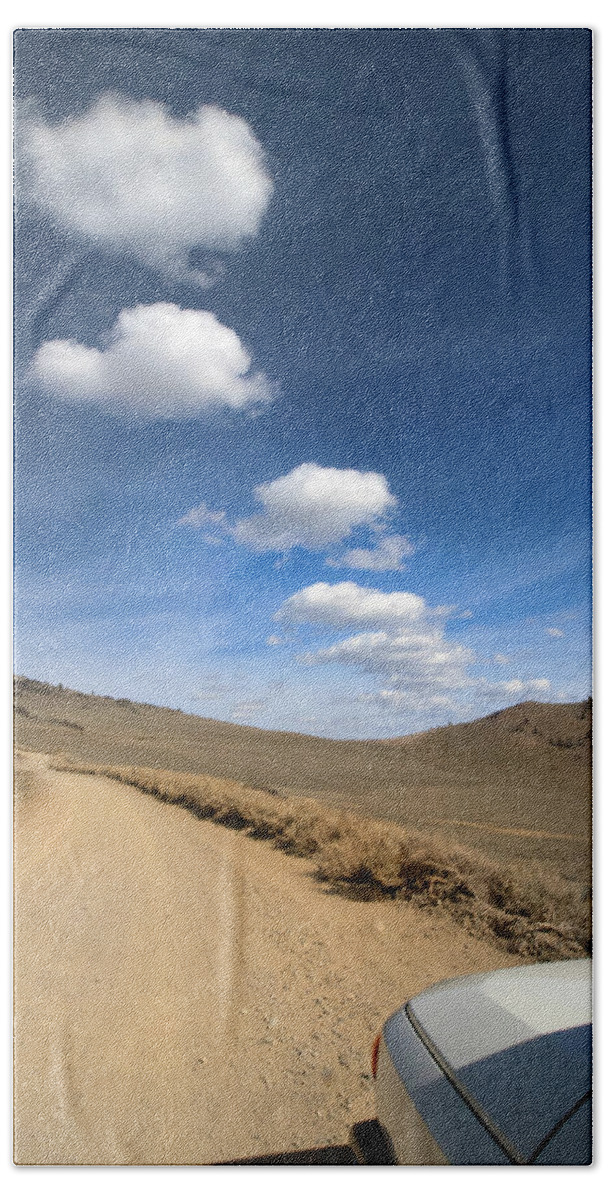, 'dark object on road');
349,1119,397,1165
